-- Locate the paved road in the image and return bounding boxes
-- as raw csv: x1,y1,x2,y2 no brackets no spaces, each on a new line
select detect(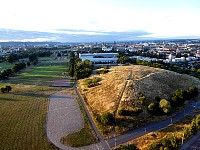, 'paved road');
180,131,200,150
74,87,110,150
46,90,106,150
106,101,200,148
